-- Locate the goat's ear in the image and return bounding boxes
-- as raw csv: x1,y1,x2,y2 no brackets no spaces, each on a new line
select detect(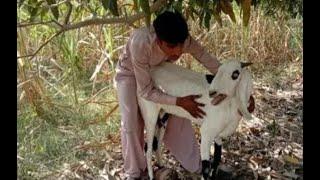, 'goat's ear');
240,62,253,69
236,70,253,120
